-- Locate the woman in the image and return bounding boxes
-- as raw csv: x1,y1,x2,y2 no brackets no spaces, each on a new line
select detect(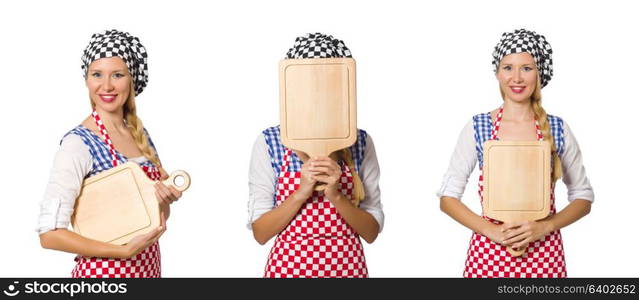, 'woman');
37,30,182,278
438,29,594,278
248,33,384,278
